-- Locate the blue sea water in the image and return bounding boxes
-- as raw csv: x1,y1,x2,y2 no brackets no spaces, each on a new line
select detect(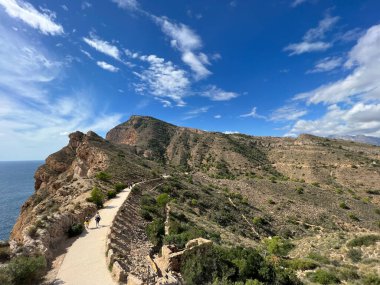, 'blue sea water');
0,161,43,240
